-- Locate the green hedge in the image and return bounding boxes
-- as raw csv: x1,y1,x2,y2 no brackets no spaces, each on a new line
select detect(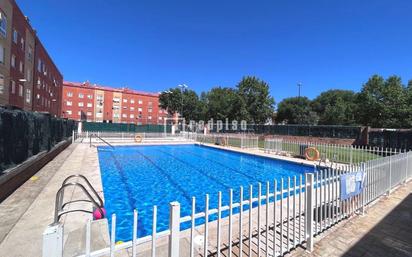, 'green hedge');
0,107,76,173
